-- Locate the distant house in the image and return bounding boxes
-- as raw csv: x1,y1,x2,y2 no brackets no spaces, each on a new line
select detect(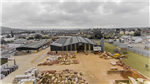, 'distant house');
7,44,22,48
4,38,15,42
128,31,134,35
125,31,129,35
120,31,125,35
134,38,142,43
131,37,142,43
120,35,131,41
14,39,27,44
29,34,35,36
